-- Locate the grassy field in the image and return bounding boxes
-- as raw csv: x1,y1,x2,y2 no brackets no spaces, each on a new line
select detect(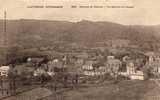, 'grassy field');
2,80,157,100
62,80,157,100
